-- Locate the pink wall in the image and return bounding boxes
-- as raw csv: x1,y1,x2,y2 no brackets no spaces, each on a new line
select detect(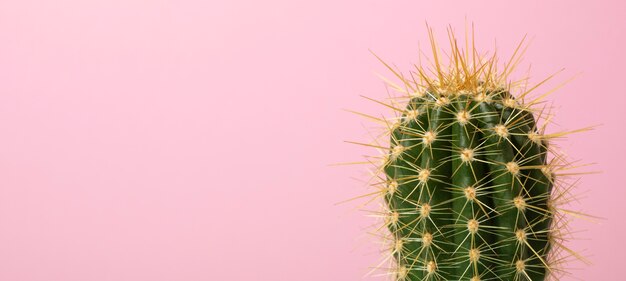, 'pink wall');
0,0,623,280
